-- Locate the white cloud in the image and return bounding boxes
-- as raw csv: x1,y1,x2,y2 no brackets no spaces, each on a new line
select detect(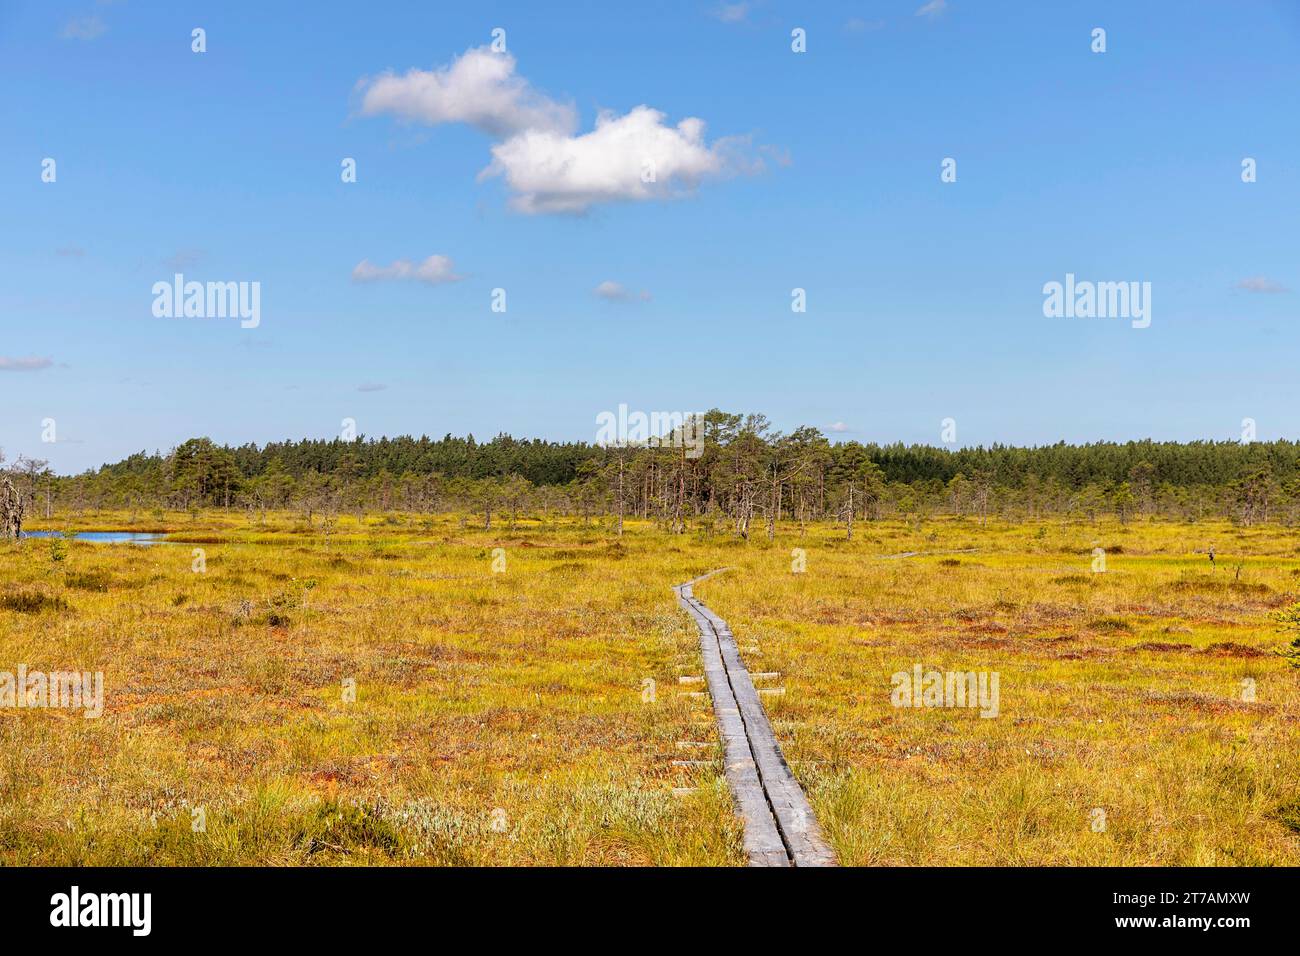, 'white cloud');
0,356,53,371
352,255,463,285
594,280,651,303
61,16,106,40
357,47,575,138
915,0,948,19
359,49,767,215
828,421,852,433
1235,276,1289,294
483,106,745,214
